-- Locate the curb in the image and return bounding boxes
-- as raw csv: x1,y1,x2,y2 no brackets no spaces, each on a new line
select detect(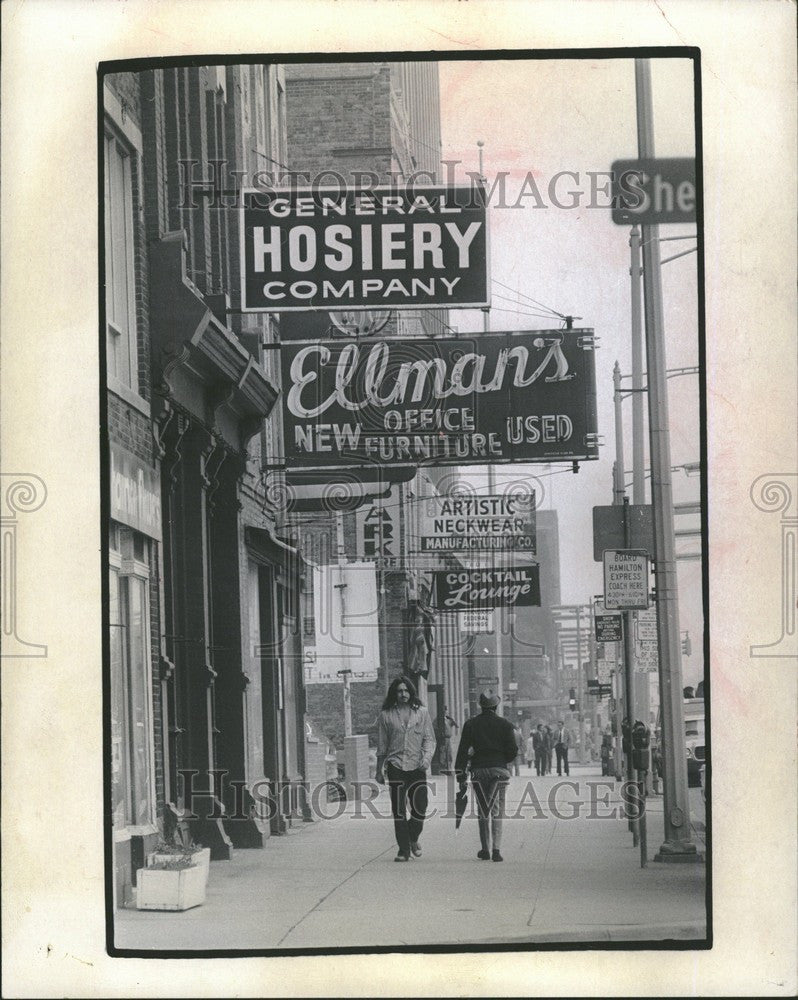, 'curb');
477,921,709,944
